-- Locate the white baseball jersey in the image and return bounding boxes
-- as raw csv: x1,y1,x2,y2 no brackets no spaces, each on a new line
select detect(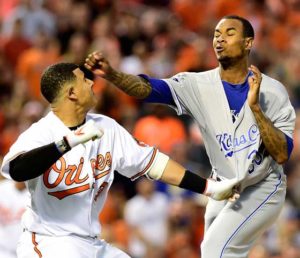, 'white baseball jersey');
0,180,28,258
1,111,158,238
163,68,295,190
